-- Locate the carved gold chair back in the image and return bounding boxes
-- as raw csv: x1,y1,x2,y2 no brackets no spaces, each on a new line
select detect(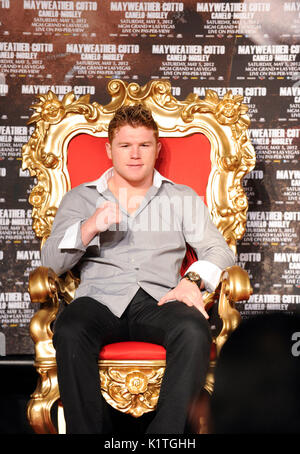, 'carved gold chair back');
22,79,254,434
